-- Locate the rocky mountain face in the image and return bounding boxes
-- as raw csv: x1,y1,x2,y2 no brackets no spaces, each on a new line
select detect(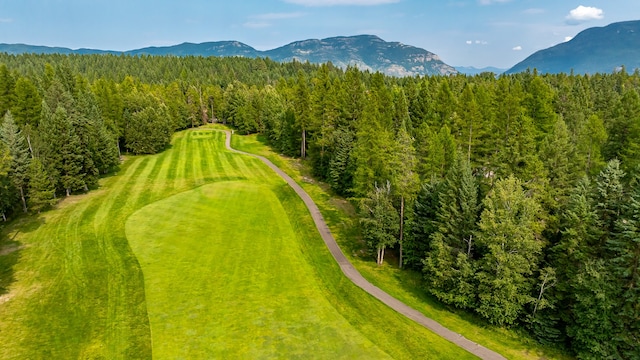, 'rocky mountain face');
264,35,456,76
0,35,456,76
507,20,640,74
